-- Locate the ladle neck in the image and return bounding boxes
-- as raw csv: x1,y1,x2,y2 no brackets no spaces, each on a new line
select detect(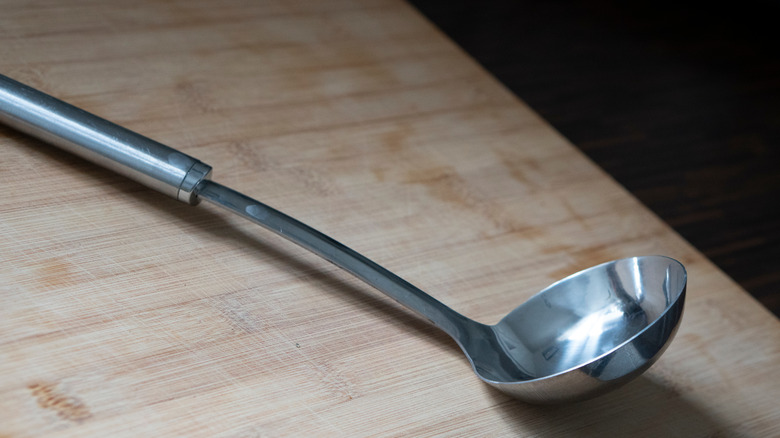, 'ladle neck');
197,181,469,339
